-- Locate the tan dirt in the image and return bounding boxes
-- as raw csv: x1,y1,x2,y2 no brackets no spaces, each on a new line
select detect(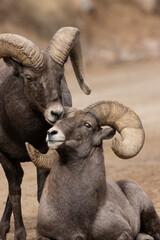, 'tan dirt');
0,58,160,239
